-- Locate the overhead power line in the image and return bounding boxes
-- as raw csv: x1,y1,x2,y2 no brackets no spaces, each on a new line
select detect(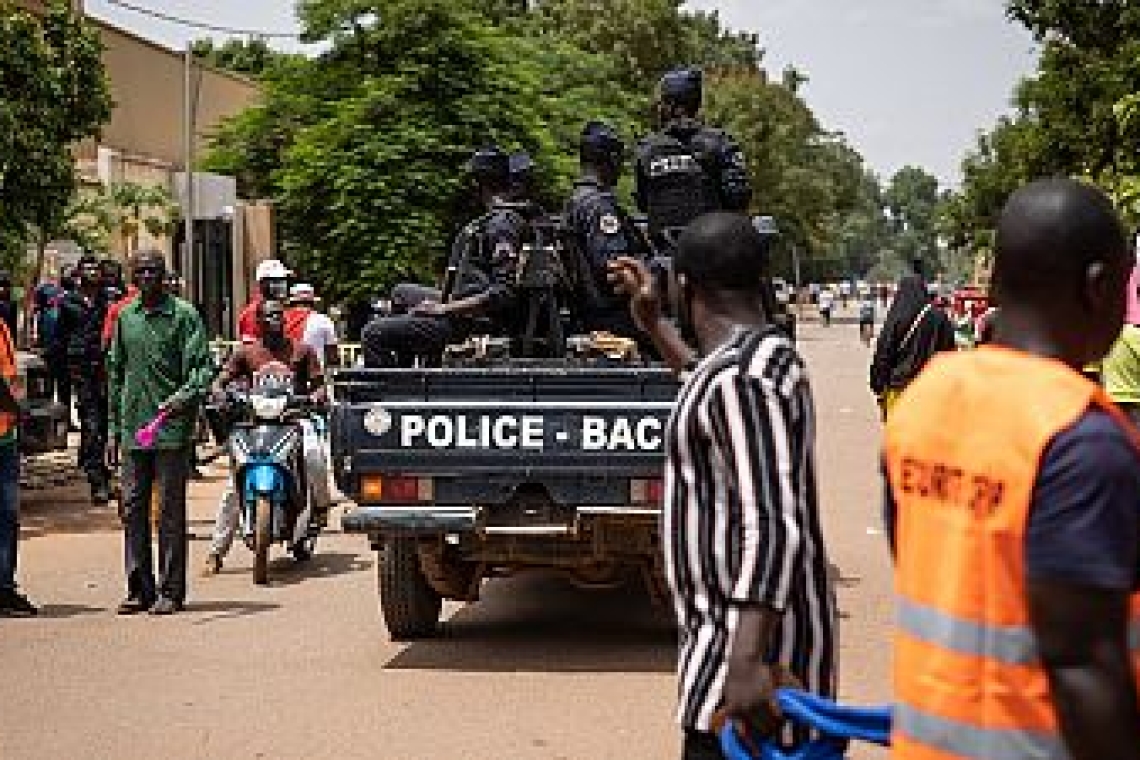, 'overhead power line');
103,0,300,39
